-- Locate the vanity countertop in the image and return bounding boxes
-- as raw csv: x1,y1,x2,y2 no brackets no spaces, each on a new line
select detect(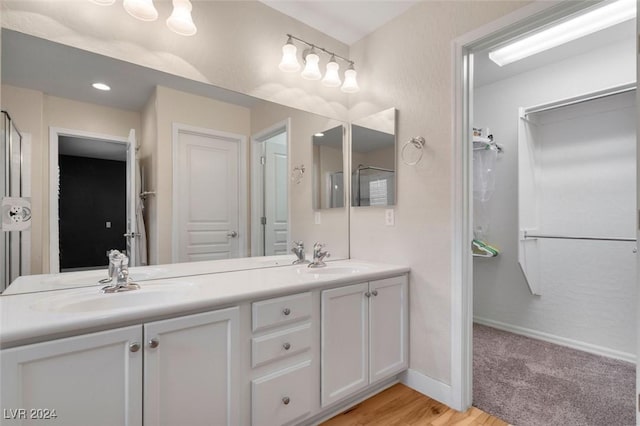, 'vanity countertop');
0,259,409,349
